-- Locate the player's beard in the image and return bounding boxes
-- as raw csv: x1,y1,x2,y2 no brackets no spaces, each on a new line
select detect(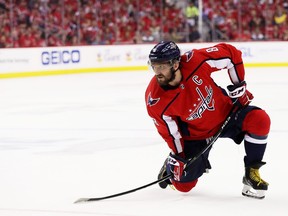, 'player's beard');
156,68,176,87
